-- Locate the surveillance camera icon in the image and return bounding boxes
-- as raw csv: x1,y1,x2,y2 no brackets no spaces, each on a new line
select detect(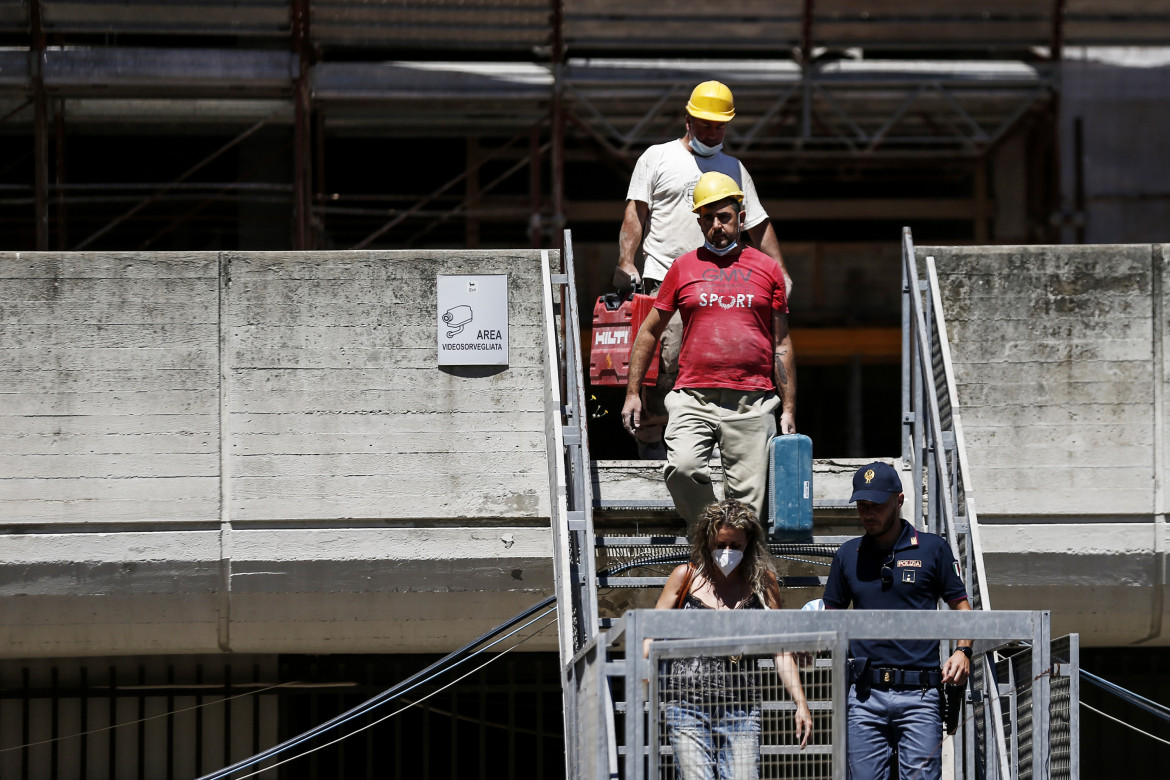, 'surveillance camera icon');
442,305,474,338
